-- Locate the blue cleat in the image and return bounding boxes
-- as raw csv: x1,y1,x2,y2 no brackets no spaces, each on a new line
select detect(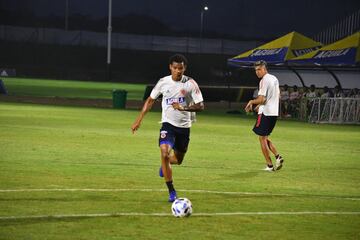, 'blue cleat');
159,166,163,177
168,190,177,202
